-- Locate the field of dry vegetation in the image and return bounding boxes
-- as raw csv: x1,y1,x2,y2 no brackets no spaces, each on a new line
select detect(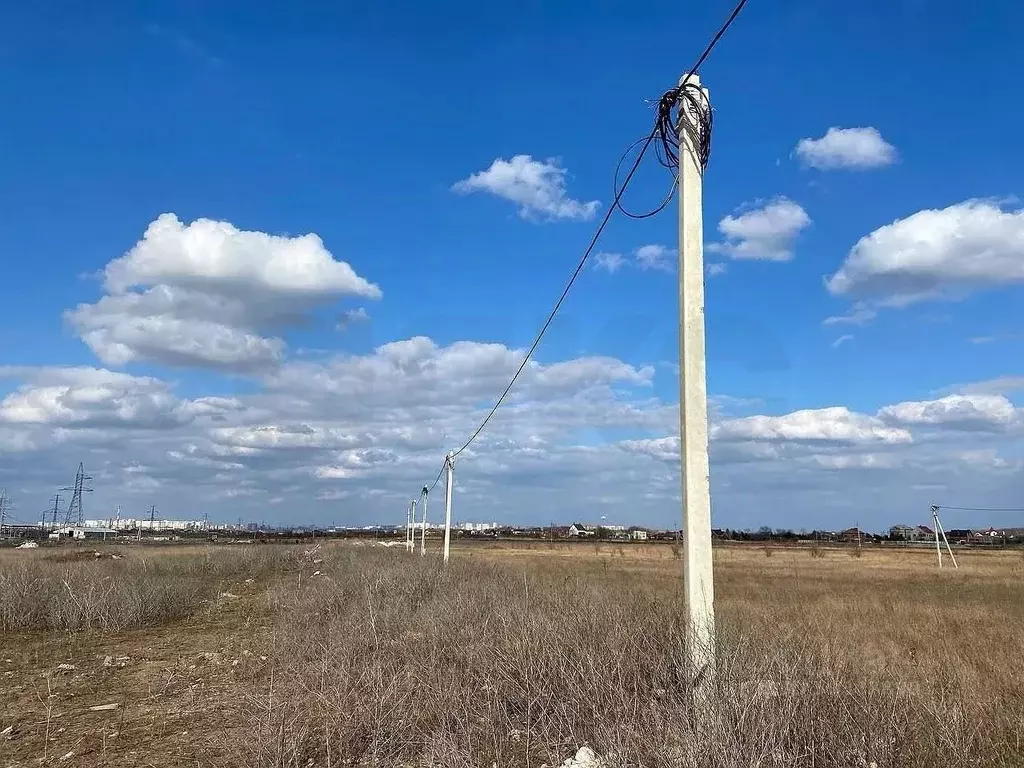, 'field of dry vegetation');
1,540,1022,767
